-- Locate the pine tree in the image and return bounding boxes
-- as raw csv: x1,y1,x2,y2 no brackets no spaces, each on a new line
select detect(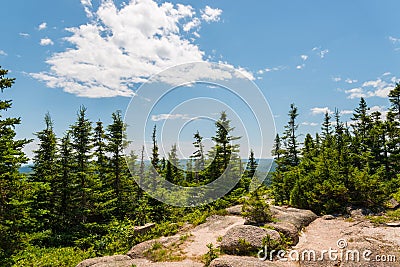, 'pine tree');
0,67,31,262
31,113,58,230
283,104,300,166
191,130,205,183
70,106,94,223
388,82,400,120
106,110,130,218
208,112,241,182
56,132,75,231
